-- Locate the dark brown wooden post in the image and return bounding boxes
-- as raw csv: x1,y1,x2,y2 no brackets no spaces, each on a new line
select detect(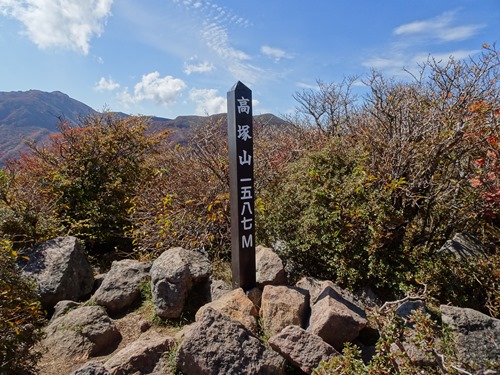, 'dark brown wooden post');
227,81,256,290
